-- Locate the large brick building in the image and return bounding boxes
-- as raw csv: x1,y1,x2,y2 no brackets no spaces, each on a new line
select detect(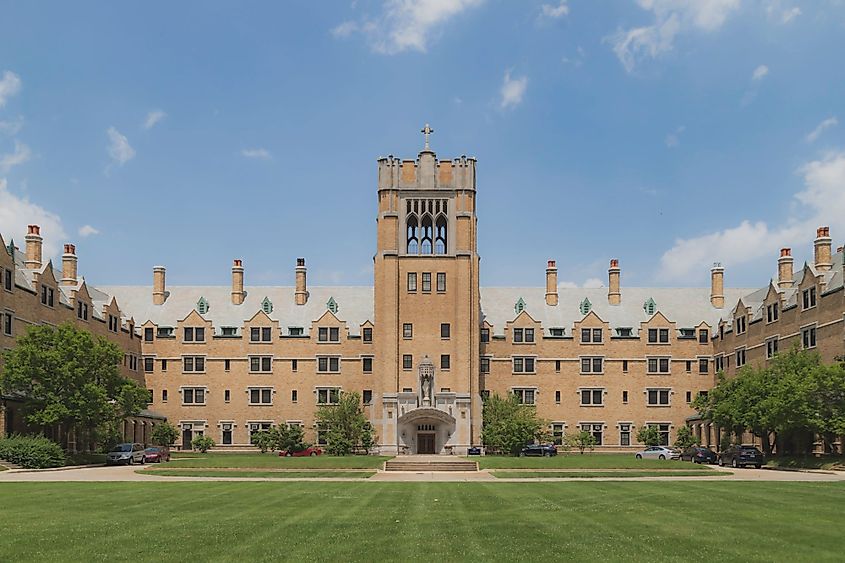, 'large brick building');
4,129,843,454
